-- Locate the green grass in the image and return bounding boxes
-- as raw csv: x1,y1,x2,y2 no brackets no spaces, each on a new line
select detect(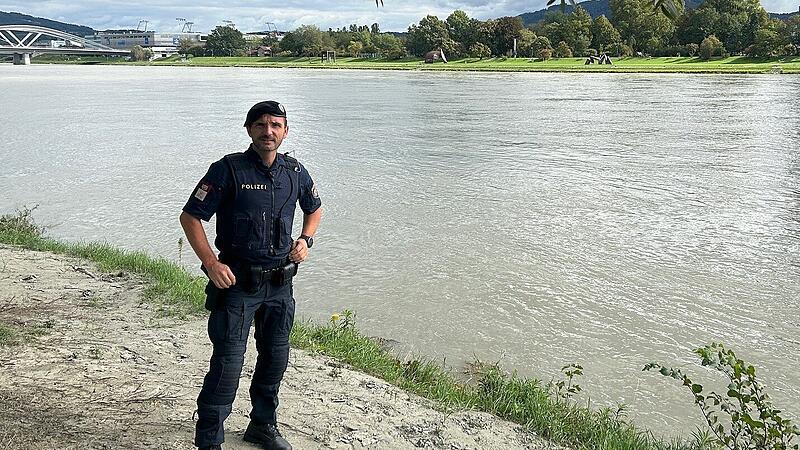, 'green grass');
33,54,800,74
0,323,17,346
0,208,206,317
0,208,702,450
